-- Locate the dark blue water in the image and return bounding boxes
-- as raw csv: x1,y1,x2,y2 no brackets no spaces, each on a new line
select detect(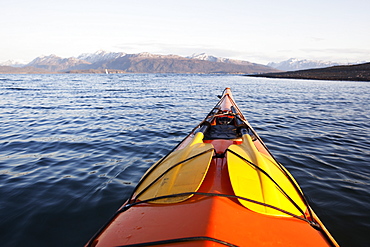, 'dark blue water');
0,74,369,247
